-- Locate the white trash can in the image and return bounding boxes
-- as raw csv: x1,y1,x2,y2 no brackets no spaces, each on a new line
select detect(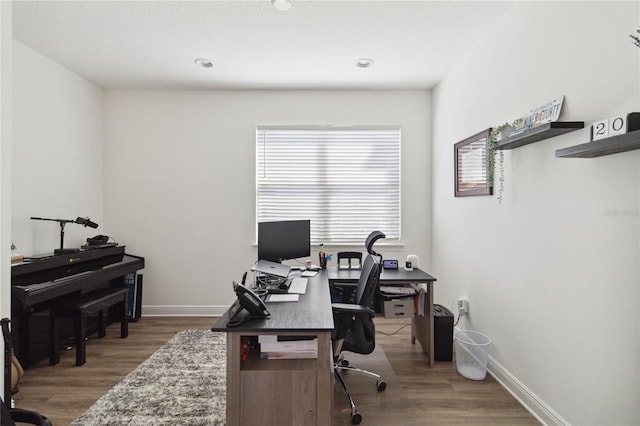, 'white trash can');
454,330,491,380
